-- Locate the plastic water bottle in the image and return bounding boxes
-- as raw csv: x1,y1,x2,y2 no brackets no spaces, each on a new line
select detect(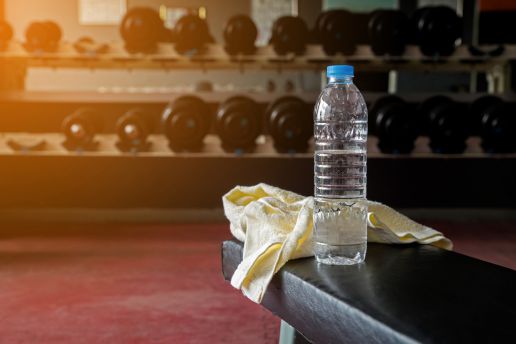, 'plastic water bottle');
313,65,368,265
